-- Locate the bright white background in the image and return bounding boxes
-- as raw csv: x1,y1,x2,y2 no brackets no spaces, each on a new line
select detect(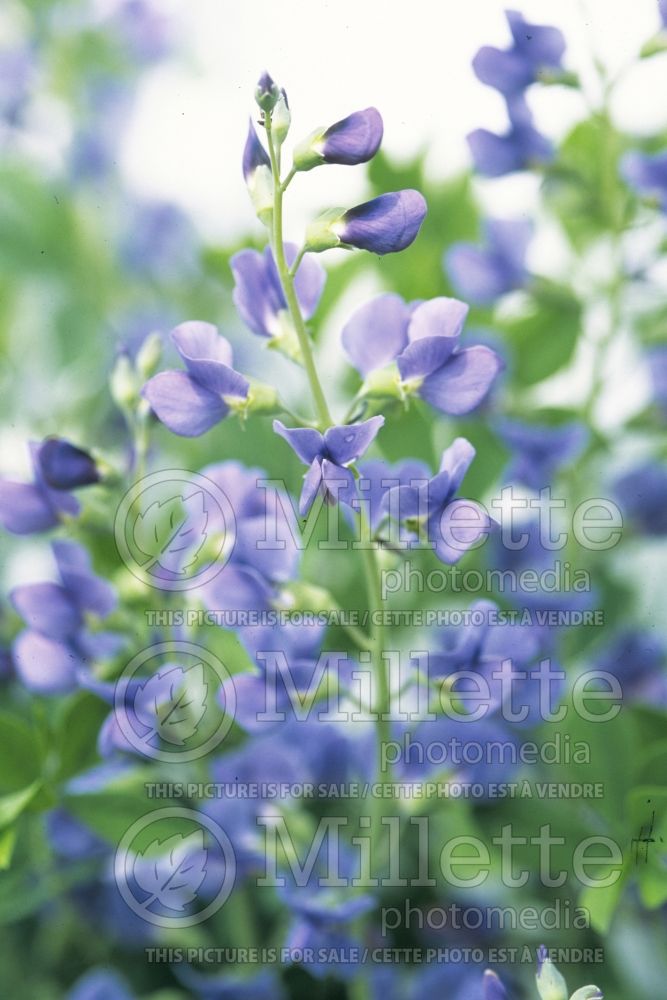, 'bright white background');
123,0,665,241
